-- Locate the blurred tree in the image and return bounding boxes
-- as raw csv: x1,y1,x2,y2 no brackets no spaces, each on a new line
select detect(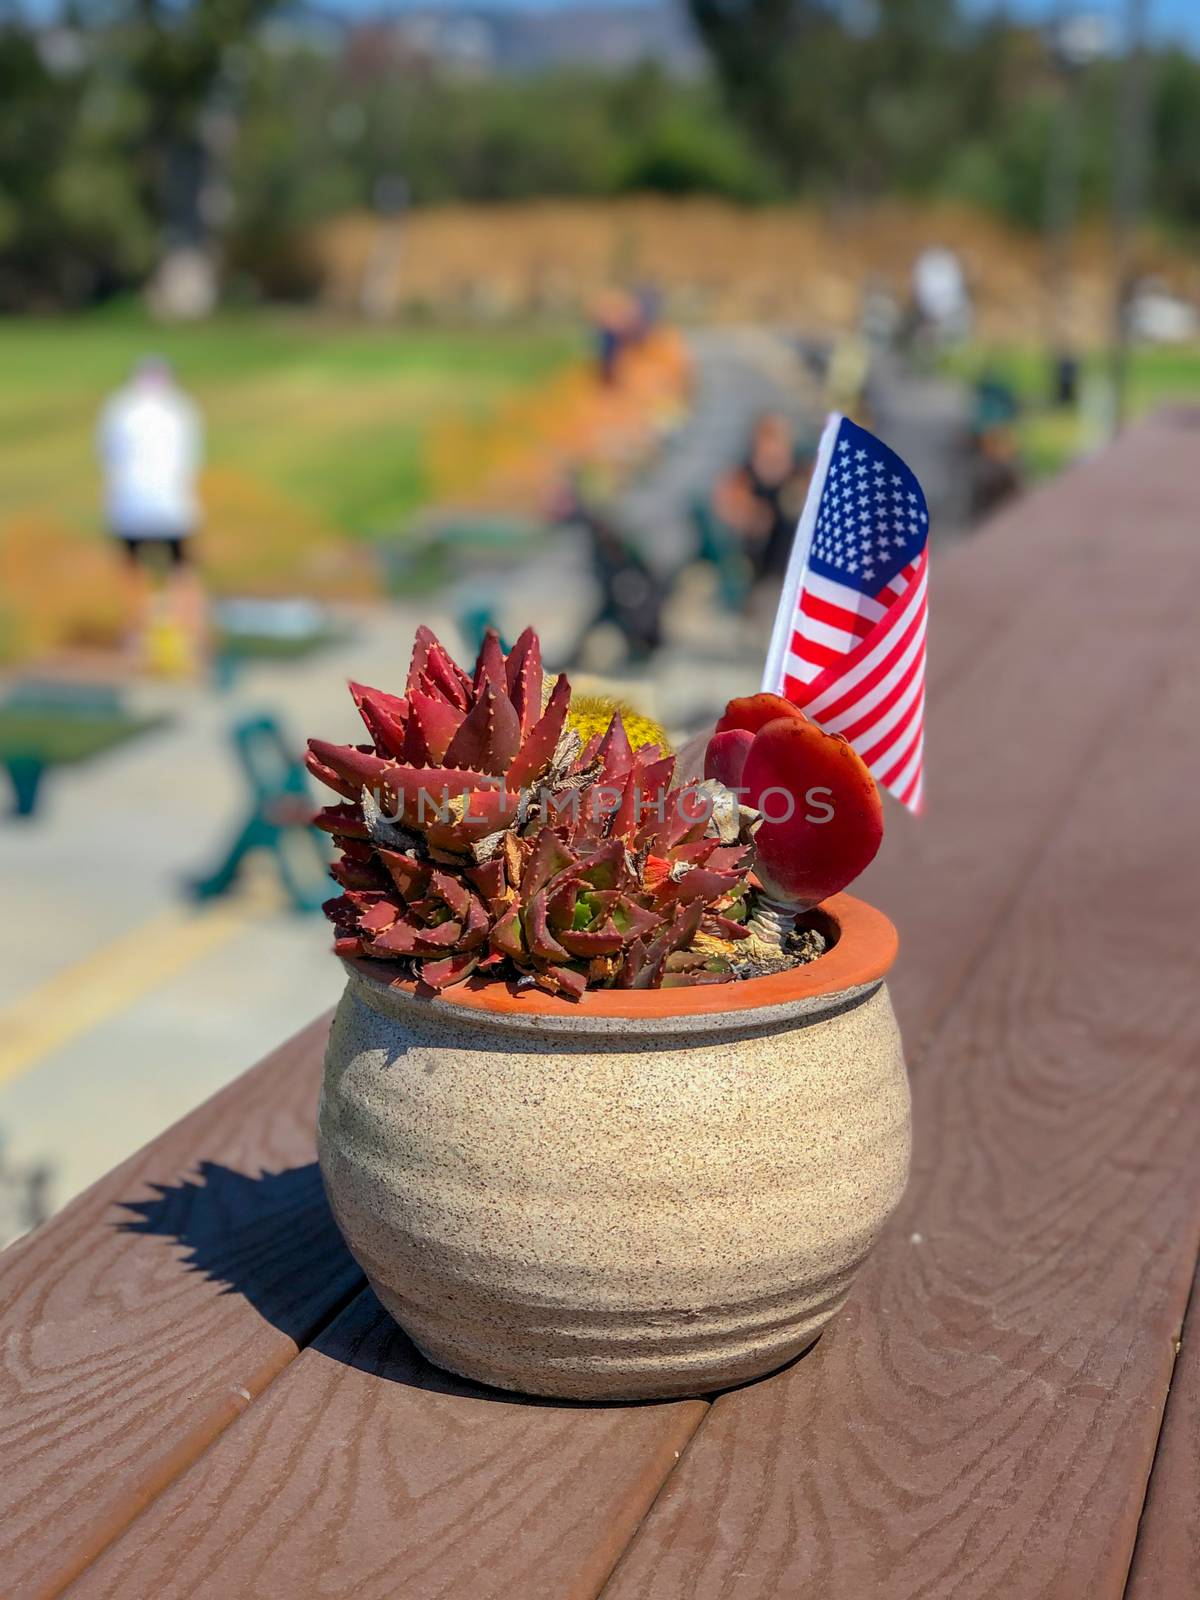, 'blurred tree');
685,0,1012,198
5,0,1200,313
0,21,153,308
111,0,281,312
1147,48,1200,229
